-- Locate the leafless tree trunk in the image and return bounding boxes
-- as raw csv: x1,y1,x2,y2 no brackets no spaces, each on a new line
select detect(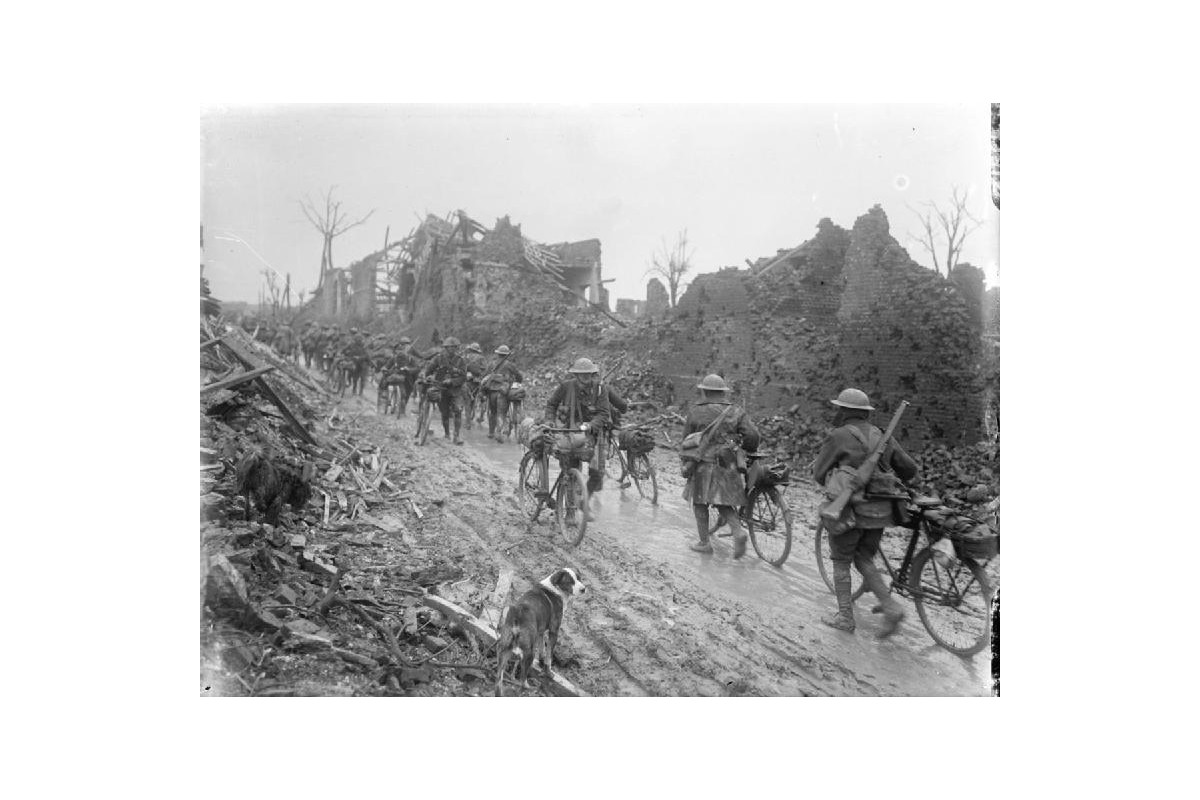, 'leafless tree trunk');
907,186,983,277
645,229,695,308
300,187,375,291
262,269,282,319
